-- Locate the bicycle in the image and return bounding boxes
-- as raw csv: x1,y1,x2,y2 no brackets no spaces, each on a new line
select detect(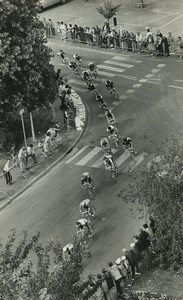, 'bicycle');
83,181,96,200
110,164,118,183
81,205,96,220
107,87,119,101
90,68,101,81
126,147,138,162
